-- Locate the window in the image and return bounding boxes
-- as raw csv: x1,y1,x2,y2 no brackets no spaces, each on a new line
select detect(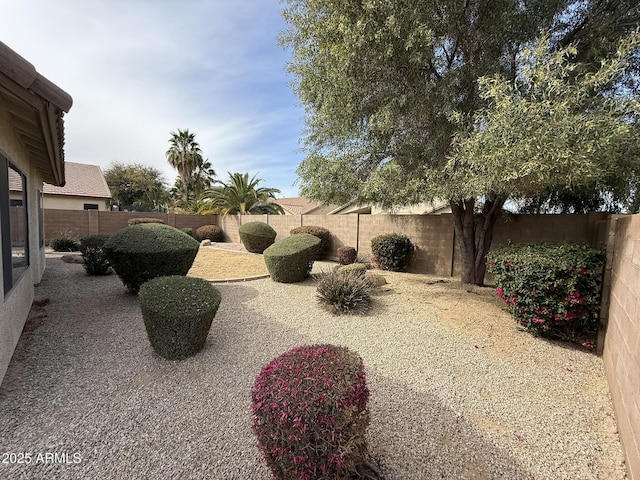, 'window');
83,203,99,210
1,156,29,295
